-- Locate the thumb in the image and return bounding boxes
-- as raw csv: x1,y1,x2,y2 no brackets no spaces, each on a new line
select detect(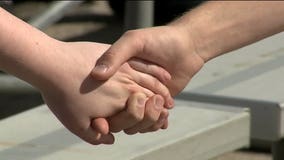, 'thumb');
91,118,110,135
92,32,143,80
